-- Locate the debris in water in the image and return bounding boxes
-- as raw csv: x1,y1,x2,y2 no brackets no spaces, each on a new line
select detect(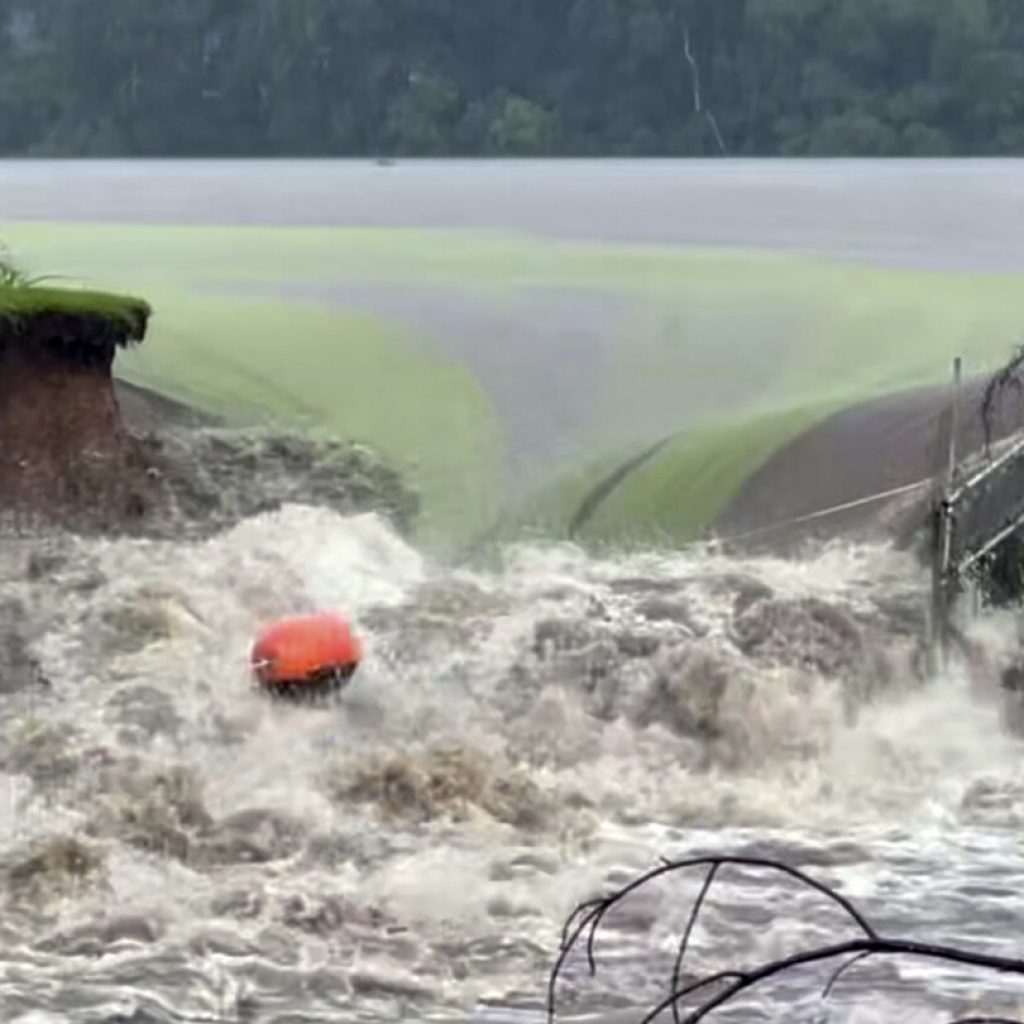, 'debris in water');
2,837,106,905
329,744,555,830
